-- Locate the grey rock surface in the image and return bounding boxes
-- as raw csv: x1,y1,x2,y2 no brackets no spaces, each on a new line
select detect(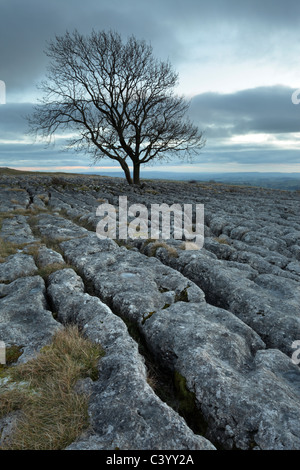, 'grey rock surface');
0,187,30,212
0,253,38,282
0,215,37,244
0,173,299,450
57,232,205,325
35,245,65,268
0,275,61,363
0,410,22,447
57,234,300,450
149,245,300,357
143,303,300,449
34,213,89,242
47,268,215,450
